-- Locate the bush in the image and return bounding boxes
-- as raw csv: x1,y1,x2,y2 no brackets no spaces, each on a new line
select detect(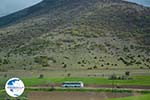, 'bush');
63,64,67,68
78,61,81,64
87,67,92,70
125,71,130,76
106,63,110,65
67,73,71,77
109,74,117,80
109,74,132,80
93,66,97,69
3,59,9,64
39,74,44,79
4,74,7,78
34,56,49,67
